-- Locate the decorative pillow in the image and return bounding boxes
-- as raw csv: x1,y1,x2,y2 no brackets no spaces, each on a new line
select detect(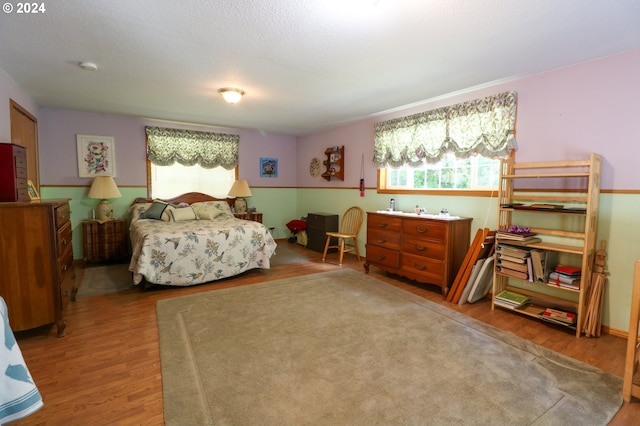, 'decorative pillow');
191,201,233,220
129,202,152,219
169,206,198,222
142,201,169,220
161,205,176,221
